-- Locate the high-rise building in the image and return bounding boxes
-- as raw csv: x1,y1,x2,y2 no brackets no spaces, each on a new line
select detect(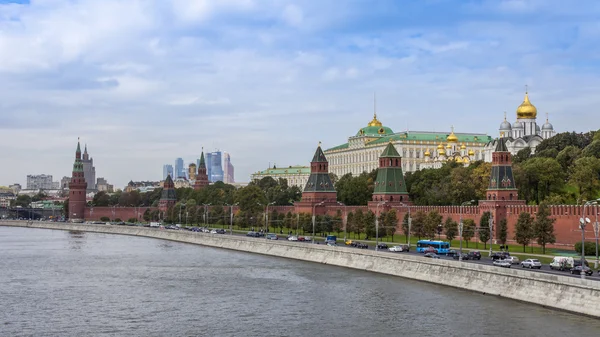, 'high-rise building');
210,151,224,182
174,158,184,179
26,174,56,190
81,144,97,193
163,164,174,180
223,152,235,184
205,153,213,181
